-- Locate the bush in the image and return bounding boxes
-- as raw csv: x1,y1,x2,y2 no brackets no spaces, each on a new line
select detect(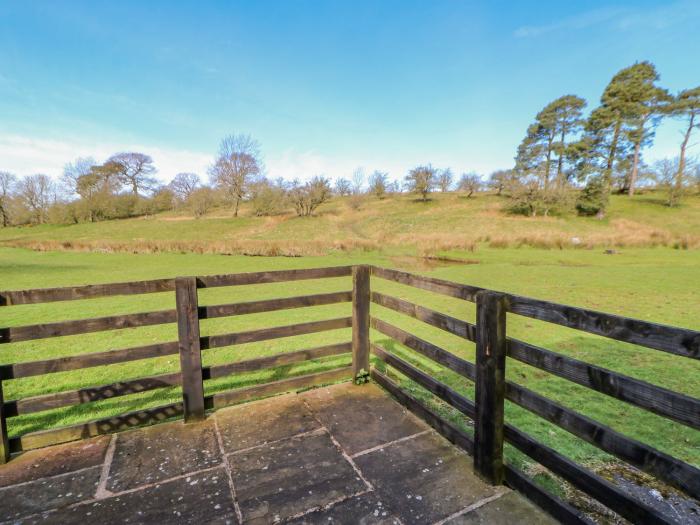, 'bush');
249,180,288,216
576,177,609,216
